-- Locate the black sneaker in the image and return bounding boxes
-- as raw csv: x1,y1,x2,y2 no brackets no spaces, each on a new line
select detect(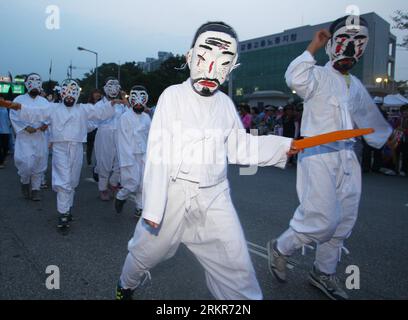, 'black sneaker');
57,214,70,229
21,183,30,199
309,266,349,300
115,281,134,300
134,208,142,219
115,198,126,213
